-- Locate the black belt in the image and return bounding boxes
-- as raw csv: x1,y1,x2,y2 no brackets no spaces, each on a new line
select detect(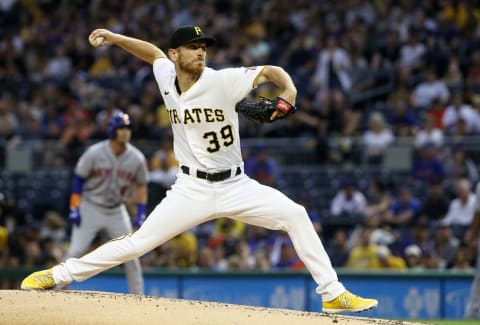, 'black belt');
181,165,241,182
